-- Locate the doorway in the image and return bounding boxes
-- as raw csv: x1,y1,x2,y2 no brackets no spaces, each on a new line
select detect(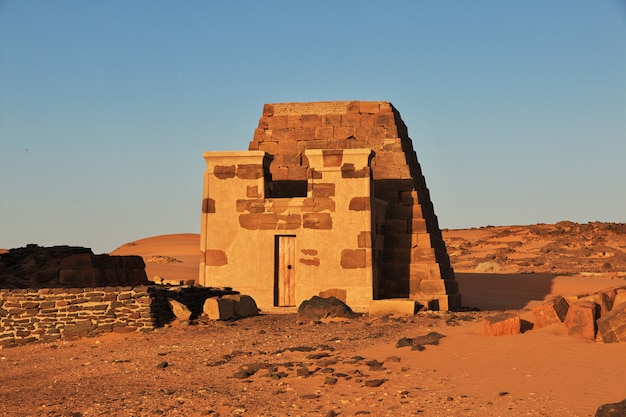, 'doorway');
275,235,296,306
